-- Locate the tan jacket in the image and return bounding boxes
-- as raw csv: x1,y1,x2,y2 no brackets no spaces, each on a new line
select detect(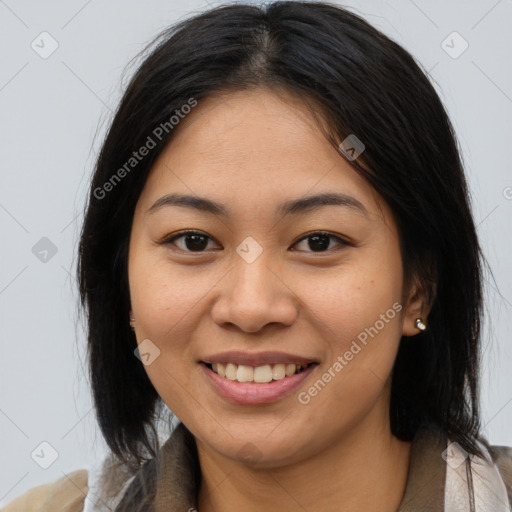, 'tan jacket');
3,423,512,511
2,469,88,512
